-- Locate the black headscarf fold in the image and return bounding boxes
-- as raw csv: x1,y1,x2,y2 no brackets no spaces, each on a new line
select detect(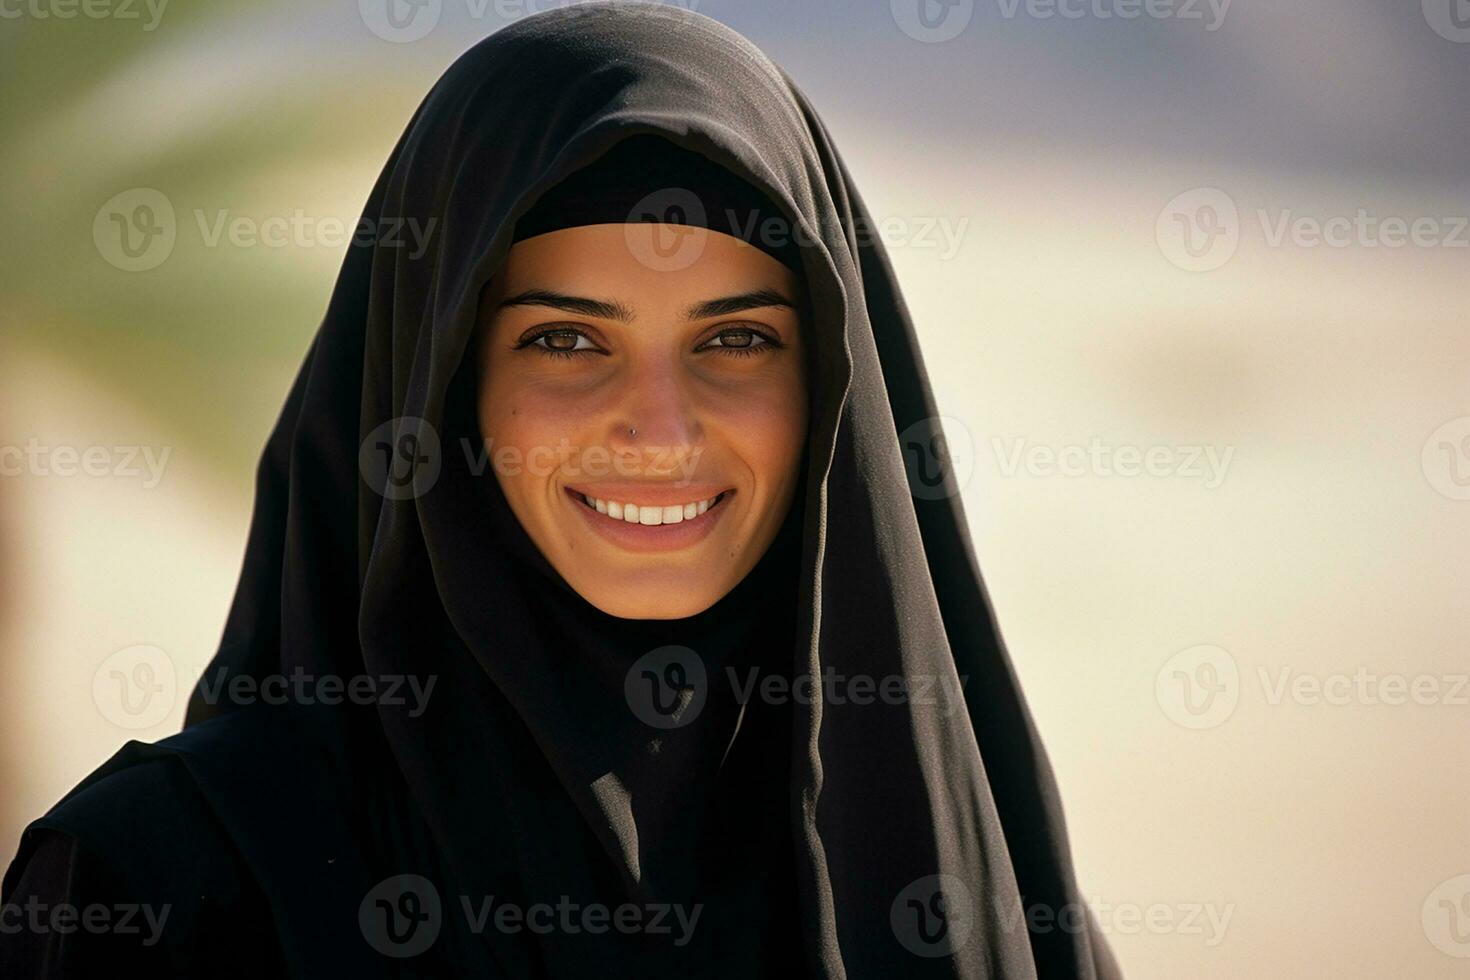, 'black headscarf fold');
187,4,1122,977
